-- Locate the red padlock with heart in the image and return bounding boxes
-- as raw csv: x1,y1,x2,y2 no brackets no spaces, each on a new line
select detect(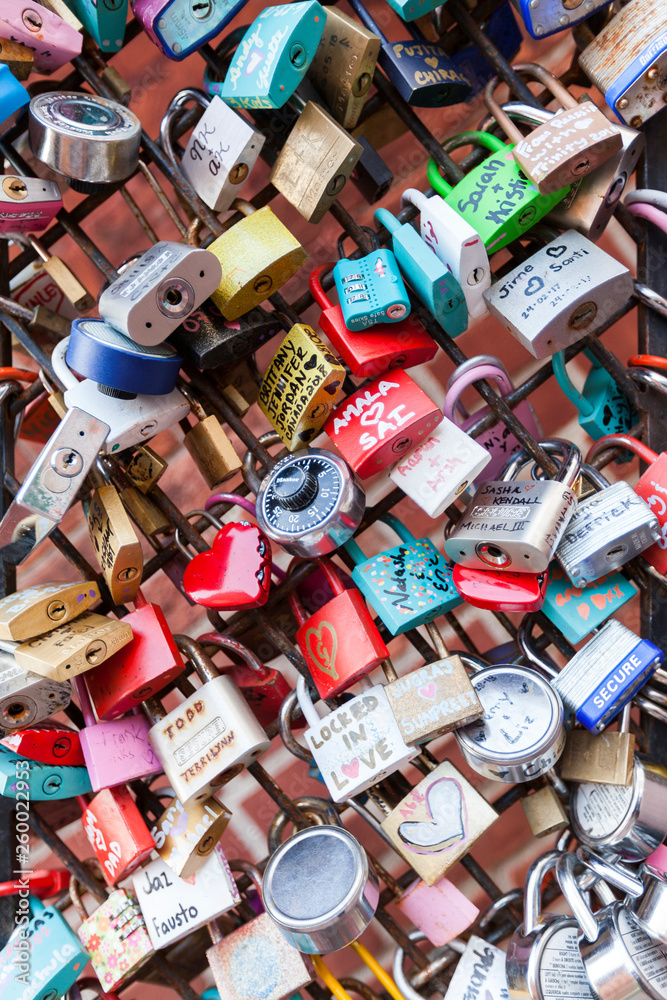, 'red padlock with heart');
288,557,389,700
452,564,548,612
